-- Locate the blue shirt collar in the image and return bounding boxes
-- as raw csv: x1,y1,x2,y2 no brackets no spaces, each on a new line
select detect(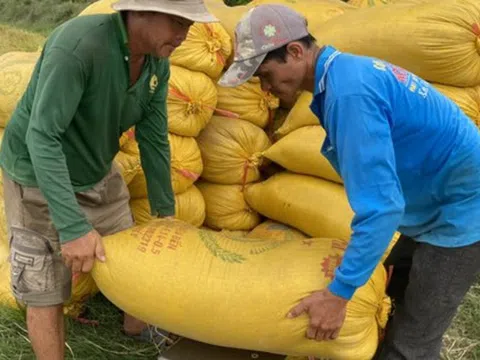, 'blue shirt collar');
313,45,341,96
